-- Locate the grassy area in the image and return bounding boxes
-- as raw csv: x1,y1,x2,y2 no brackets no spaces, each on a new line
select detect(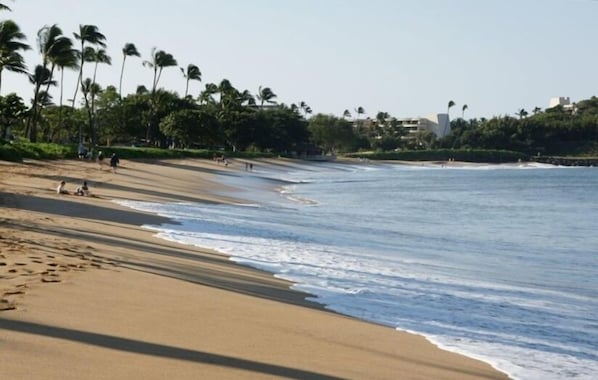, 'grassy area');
0,141,275,162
